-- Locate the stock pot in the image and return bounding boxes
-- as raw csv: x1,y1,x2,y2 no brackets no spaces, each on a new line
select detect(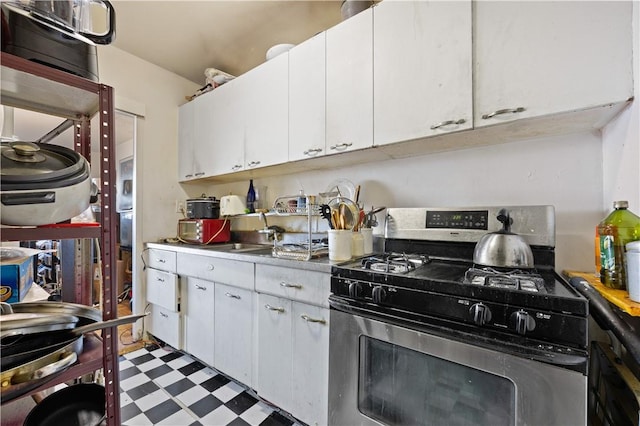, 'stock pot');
0,142,96,226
